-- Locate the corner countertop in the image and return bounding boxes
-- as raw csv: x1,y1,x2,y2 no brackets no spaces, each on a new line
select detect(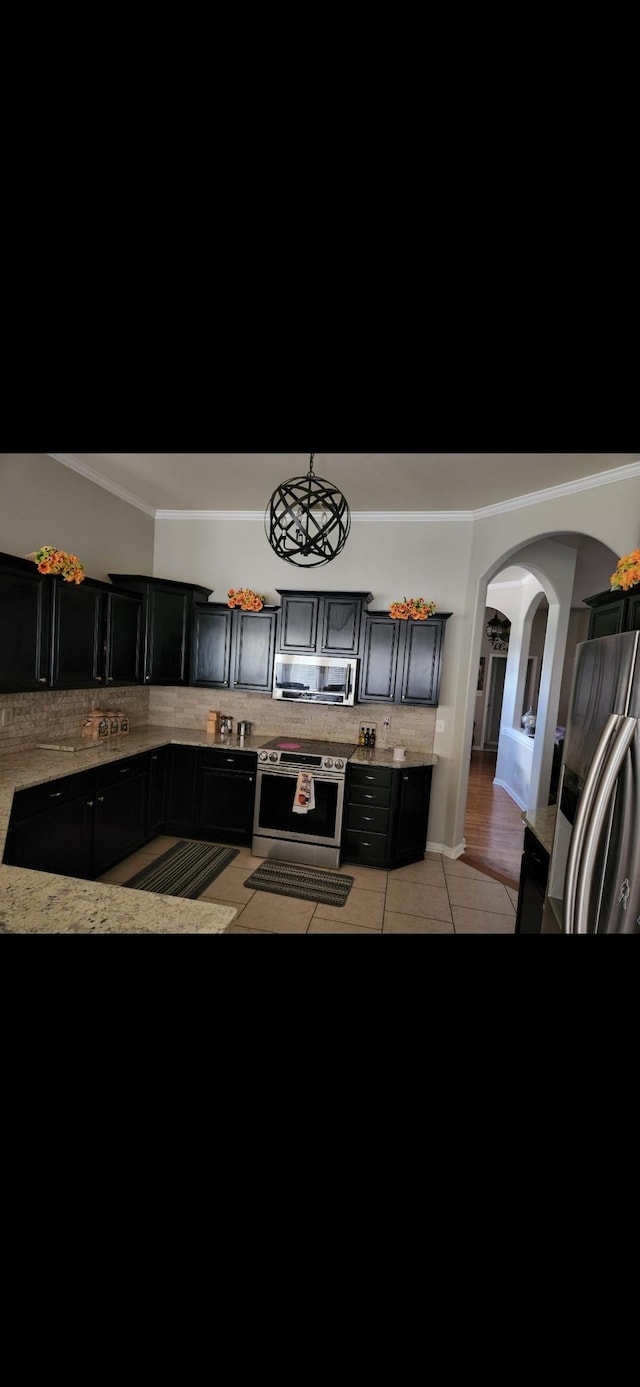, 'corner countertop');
523,804,557,857
349,747,438,770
